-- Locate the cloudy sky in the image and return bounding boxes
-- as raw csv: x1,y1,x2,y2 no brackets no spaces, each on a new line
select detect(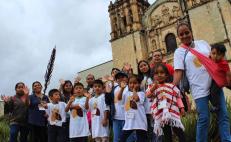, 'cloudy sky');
0,0,155,95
